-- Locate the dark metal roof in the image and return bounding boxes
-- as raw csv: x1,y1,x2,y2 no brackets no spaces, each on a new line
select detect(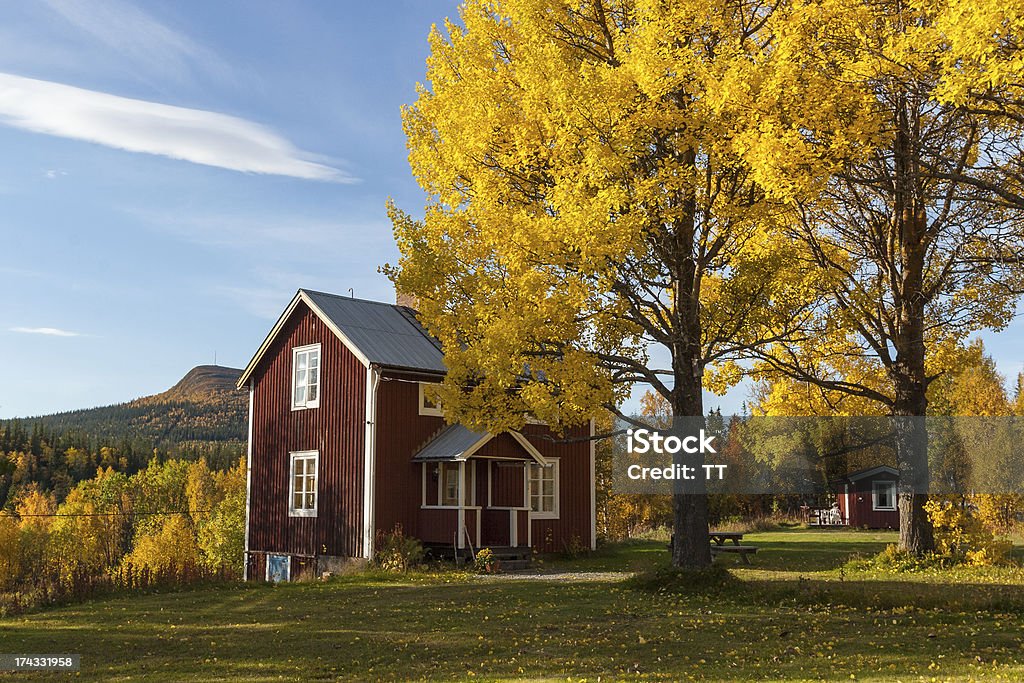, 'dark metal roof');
842,465,899,482
412,424,488,462
302,289,446,373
